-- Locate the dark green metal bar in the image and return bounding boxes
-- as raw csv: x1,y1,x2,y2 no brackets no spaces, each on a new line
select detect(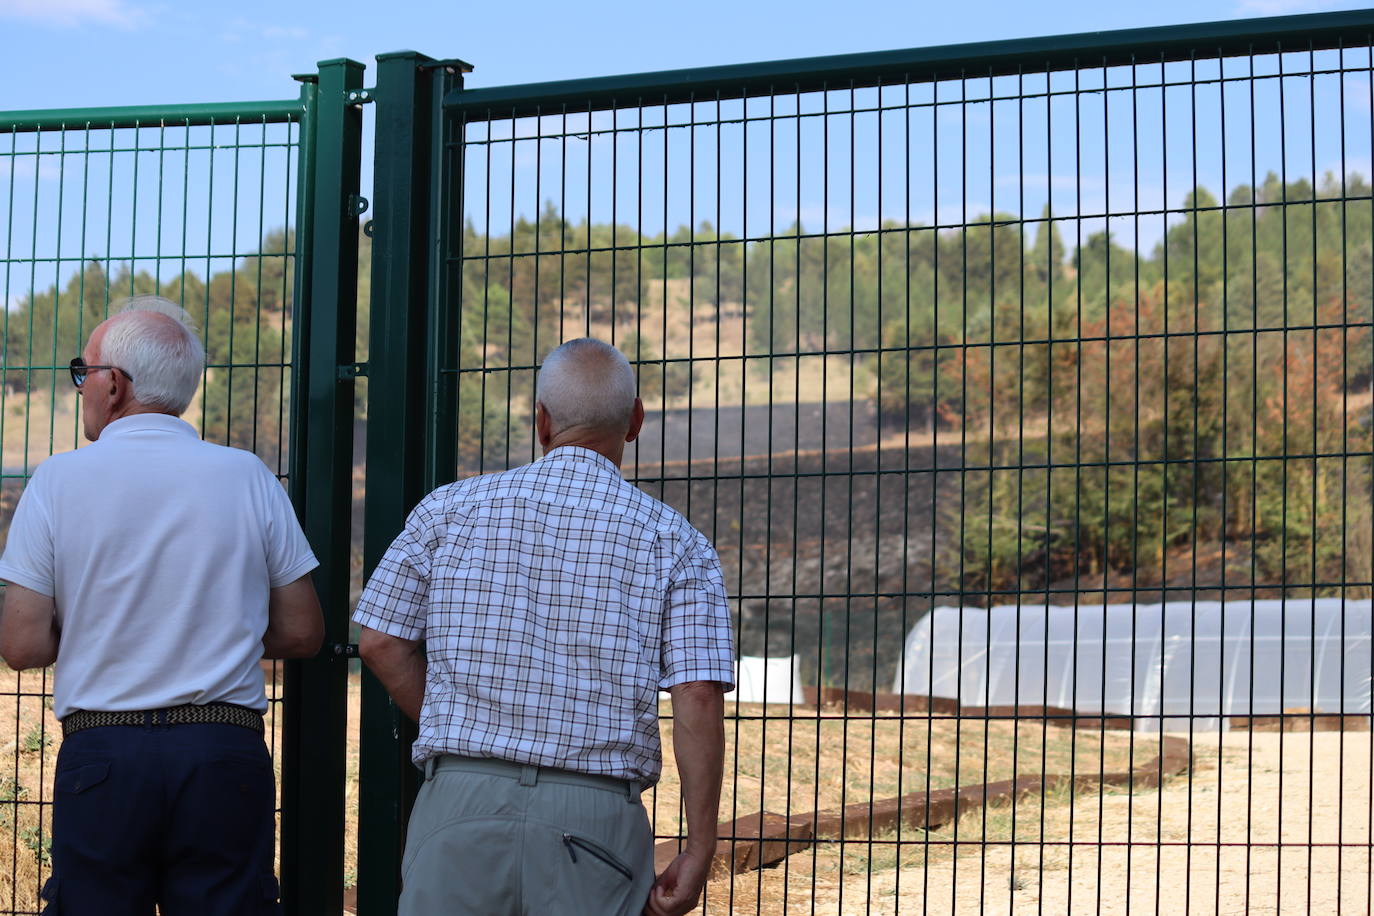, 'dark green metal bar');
282,75,320,916
0,98,306,132
356,49,437,916
444,9,1374,116
281,57,365,916
427,63,464,489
